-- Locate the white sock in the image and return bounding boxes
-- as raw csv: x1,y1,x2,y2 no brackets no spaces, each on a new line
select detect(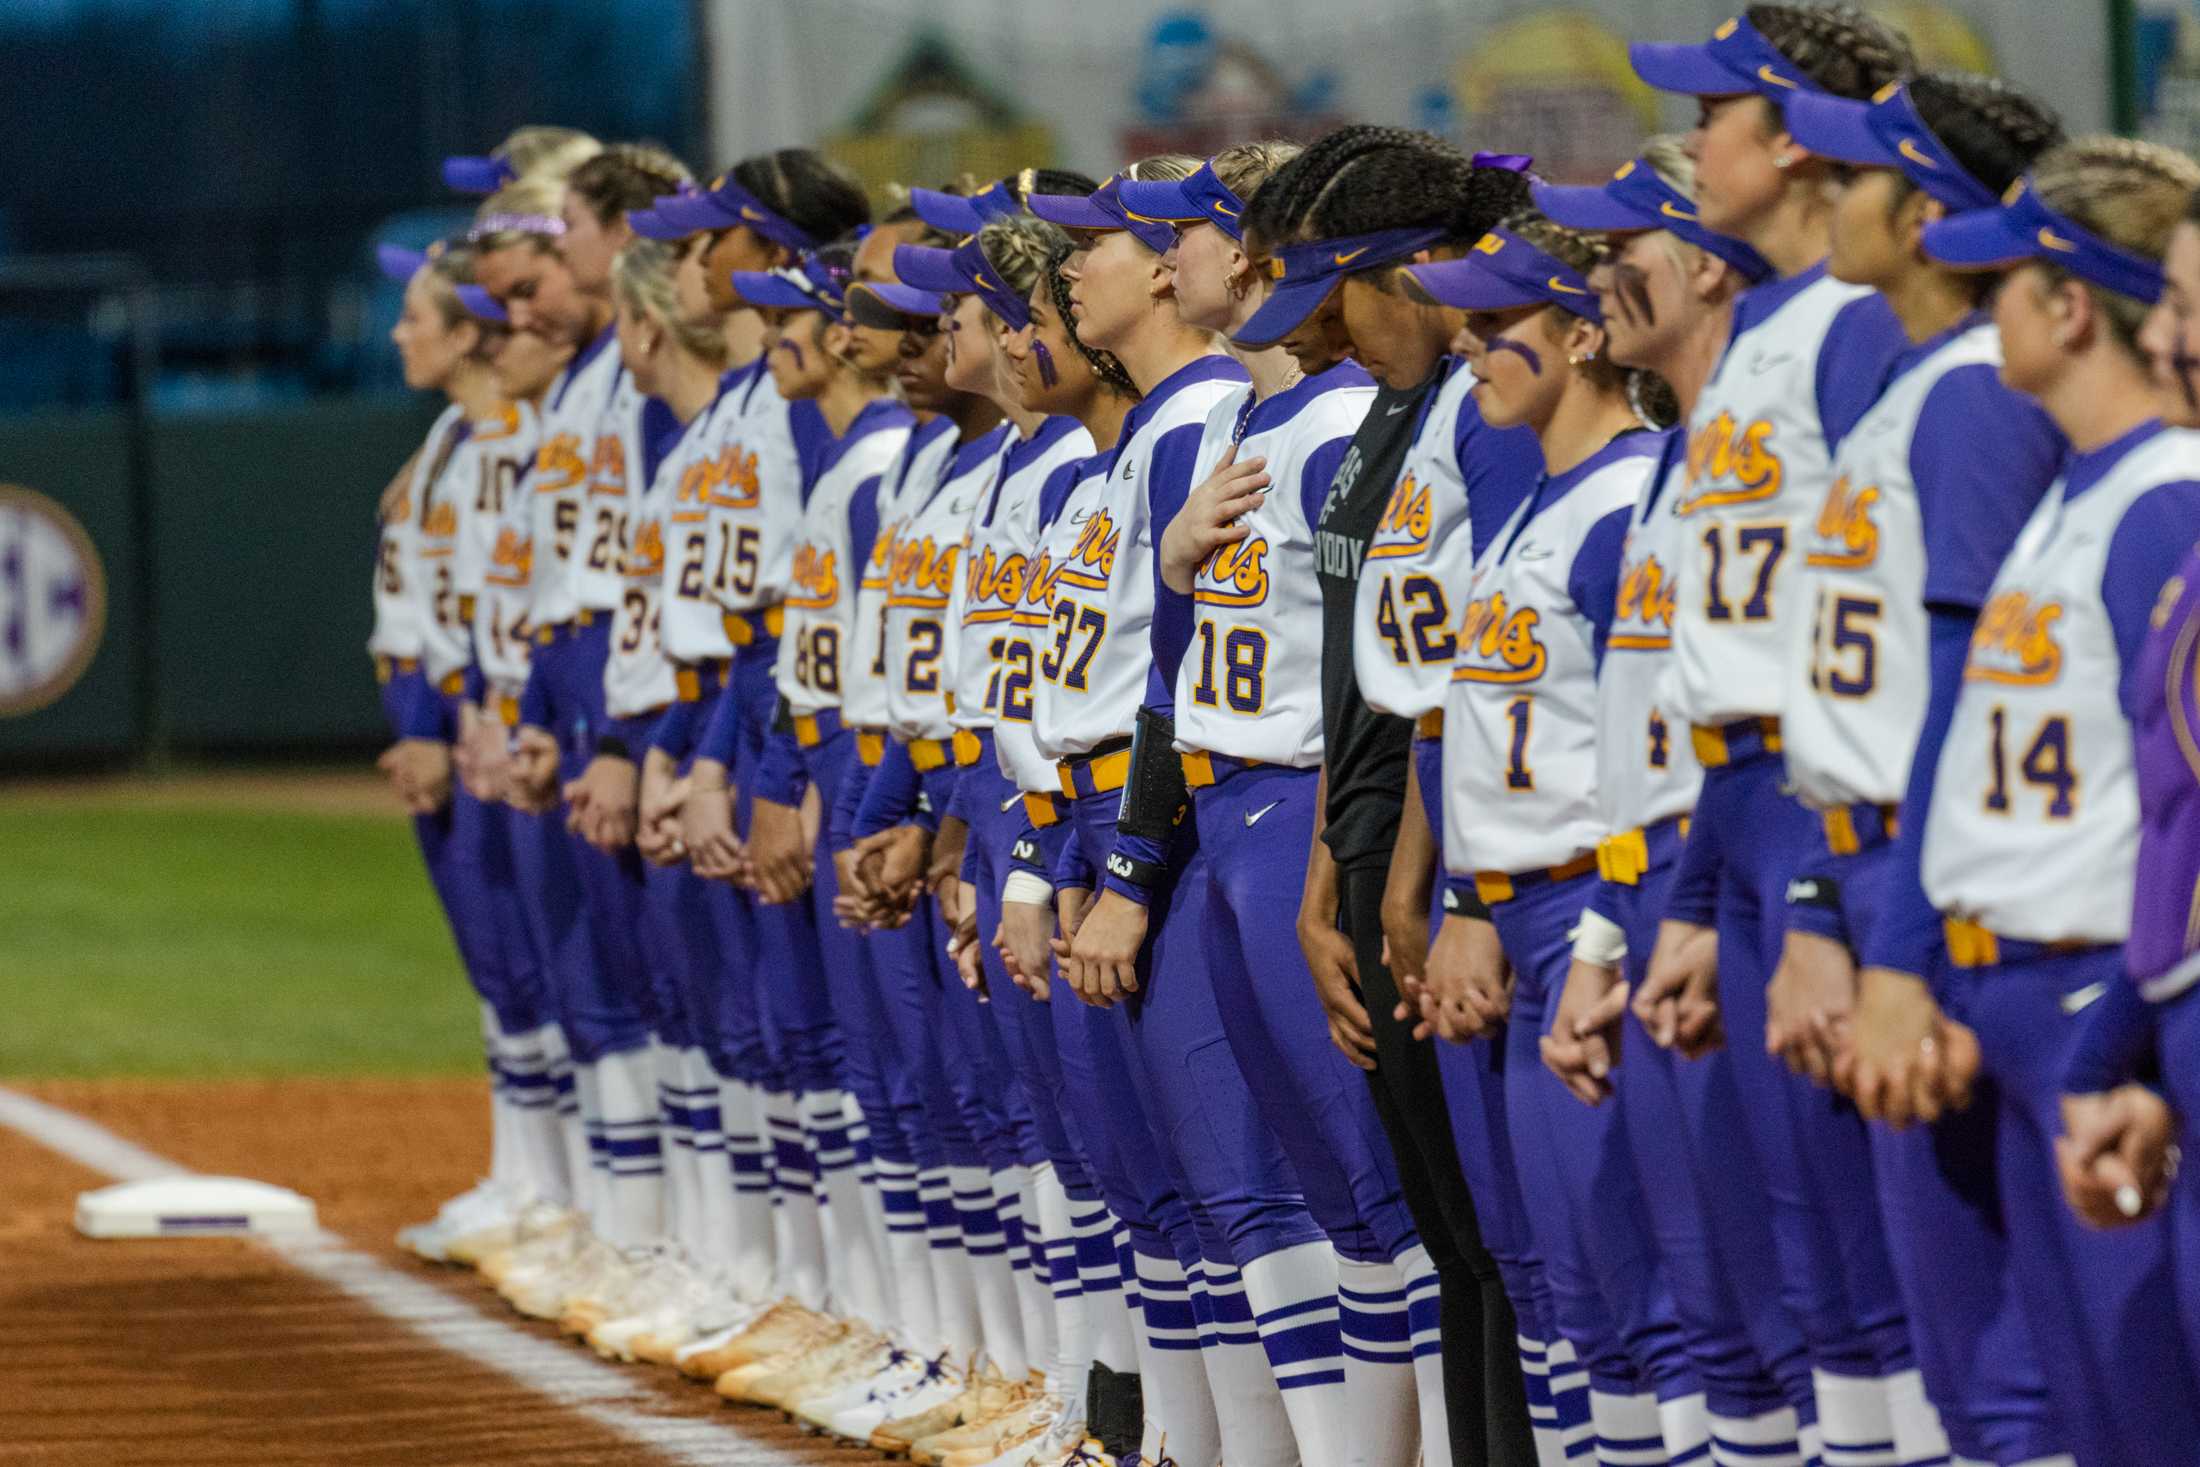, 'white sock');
651,1041,700,1251
761,1088,824,1305
1547,1337,1595,1467
1241,1241,1349,1464
1195,1257,1297,1466
503,1023,570,1204
1590,1388,1666,1466
1009,1166,1056,1376
1712,1404,1805,1467
1082,1207,1138,1375
717,1077,775,1299
1885,1368,1951,1466
846,1095,901,1330
1660,1391,1713,1466
1338,1254,1419,1467
953,1163,1028,1376
1131,1249,1222,1467
592,1047,666,1247
548,1029,590,1211
1814,1370,1898,1467
1800,1418,1826,1467
923,1165,982,1359
805,1087,888,1327
877,1156,941,1353
1400,1244,1451,1467
1032,1168,1092,1422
